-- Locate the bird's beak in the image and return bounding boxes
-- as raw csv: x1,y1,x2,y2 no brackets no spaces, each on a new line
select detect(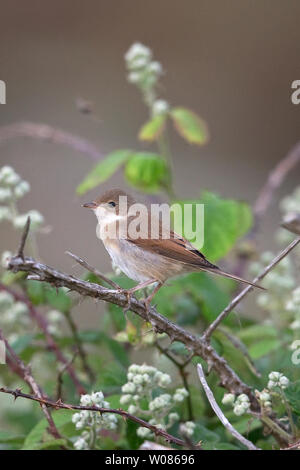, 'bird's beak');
82,202,98,209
